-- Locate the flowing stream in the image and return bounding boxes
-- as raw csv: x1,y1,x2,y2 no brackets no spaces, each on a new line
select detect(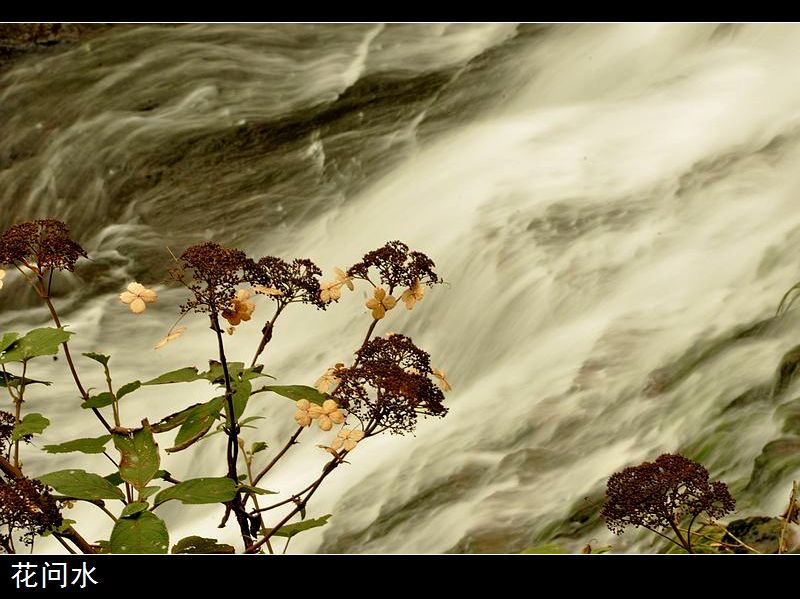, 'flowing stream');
3,23,800,553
